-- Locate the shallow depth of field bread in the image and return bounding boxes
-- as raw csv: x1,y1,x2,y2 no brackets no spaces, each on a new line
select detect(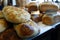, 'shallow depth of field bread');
2,6,31,23
14,20,40,39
